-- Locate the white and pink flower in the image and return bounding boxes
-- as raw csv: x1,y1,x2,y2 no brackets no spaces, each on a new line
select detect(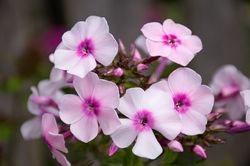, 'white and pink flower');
41,113,70,166
59,72,121,143
210,65,250,119
111,86,182,159
151,67,214,135
21,80,63,140
54,16,118,78
240,90,250,125
141,19,202,66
